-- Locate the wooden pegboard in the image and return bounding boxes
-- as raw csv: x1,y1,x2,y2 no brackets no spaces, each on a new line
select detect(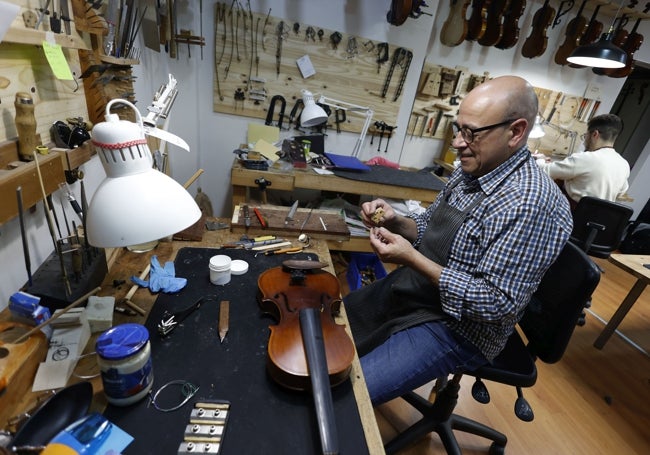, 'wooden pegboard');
212,2,412,135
